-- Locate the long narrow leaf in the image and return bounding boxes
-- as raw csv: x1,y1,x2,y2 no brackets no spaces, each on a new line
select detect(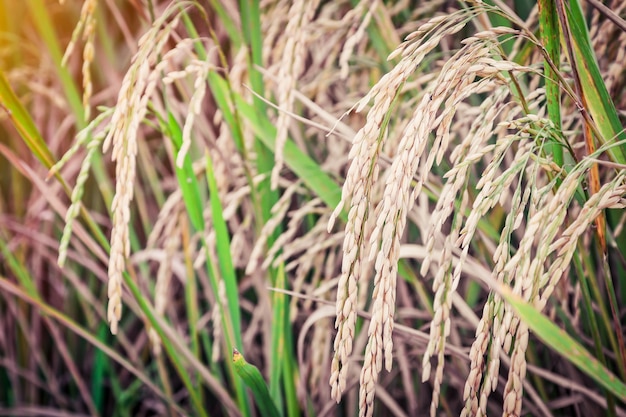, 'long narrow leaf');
565,0,626,164
501,286,626,401
233,349,281,417
0,71,56,169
